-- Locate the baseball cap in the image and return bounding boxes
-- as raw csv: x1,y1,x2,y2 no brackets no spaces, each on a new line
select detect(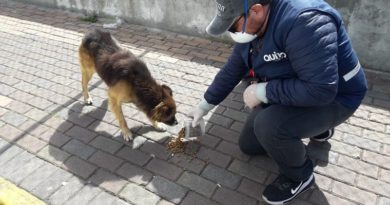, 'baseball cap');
206,0,269,36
